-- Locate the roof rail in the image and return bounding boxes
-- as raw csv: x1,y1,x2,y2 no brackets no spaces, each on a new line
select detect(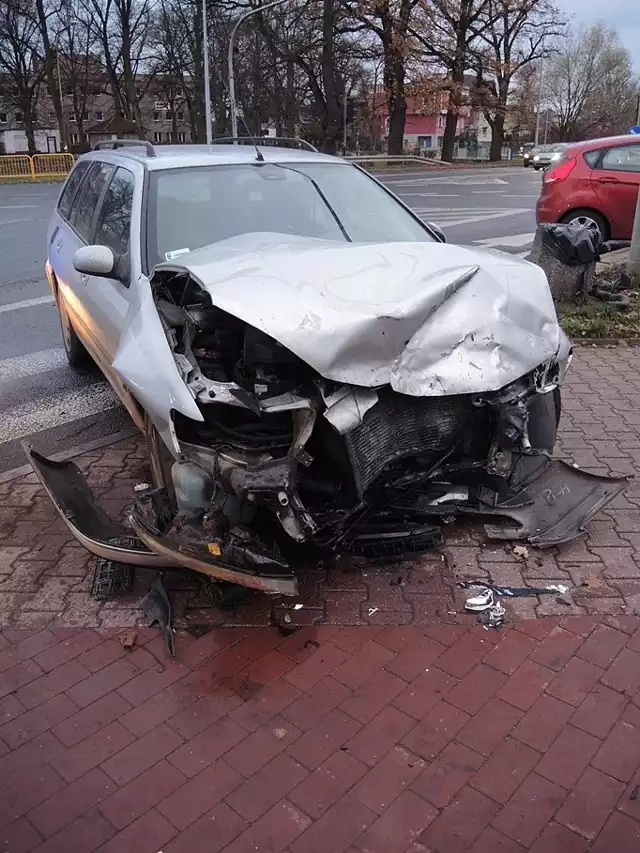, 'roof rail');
212,136,318,153
93,139,157,158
